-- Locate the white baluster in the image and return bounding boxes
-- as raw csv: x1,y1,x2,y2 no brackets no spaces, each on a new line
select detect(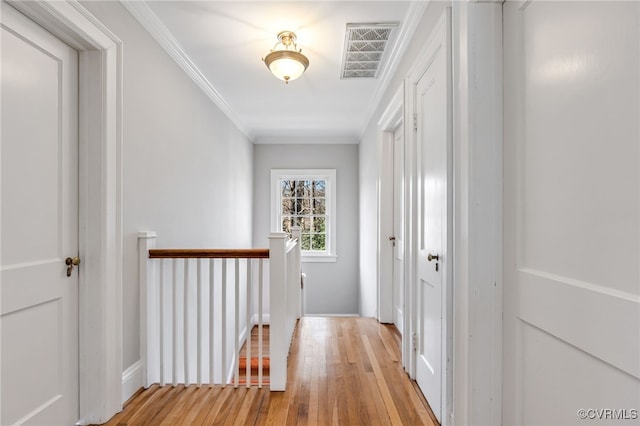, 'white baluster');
197,258,202,387
258,258,264,388
184,258,189,386
159,258,164,386
246,258,252,388
209,259,215,386
172,258,177,387
221,259,227,387
234,258,240,388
